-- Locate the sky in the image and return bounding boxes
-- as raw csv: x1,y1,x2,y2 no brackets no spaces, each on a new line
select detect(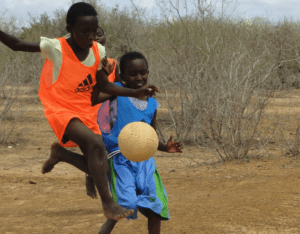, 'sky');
1,0,300,26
